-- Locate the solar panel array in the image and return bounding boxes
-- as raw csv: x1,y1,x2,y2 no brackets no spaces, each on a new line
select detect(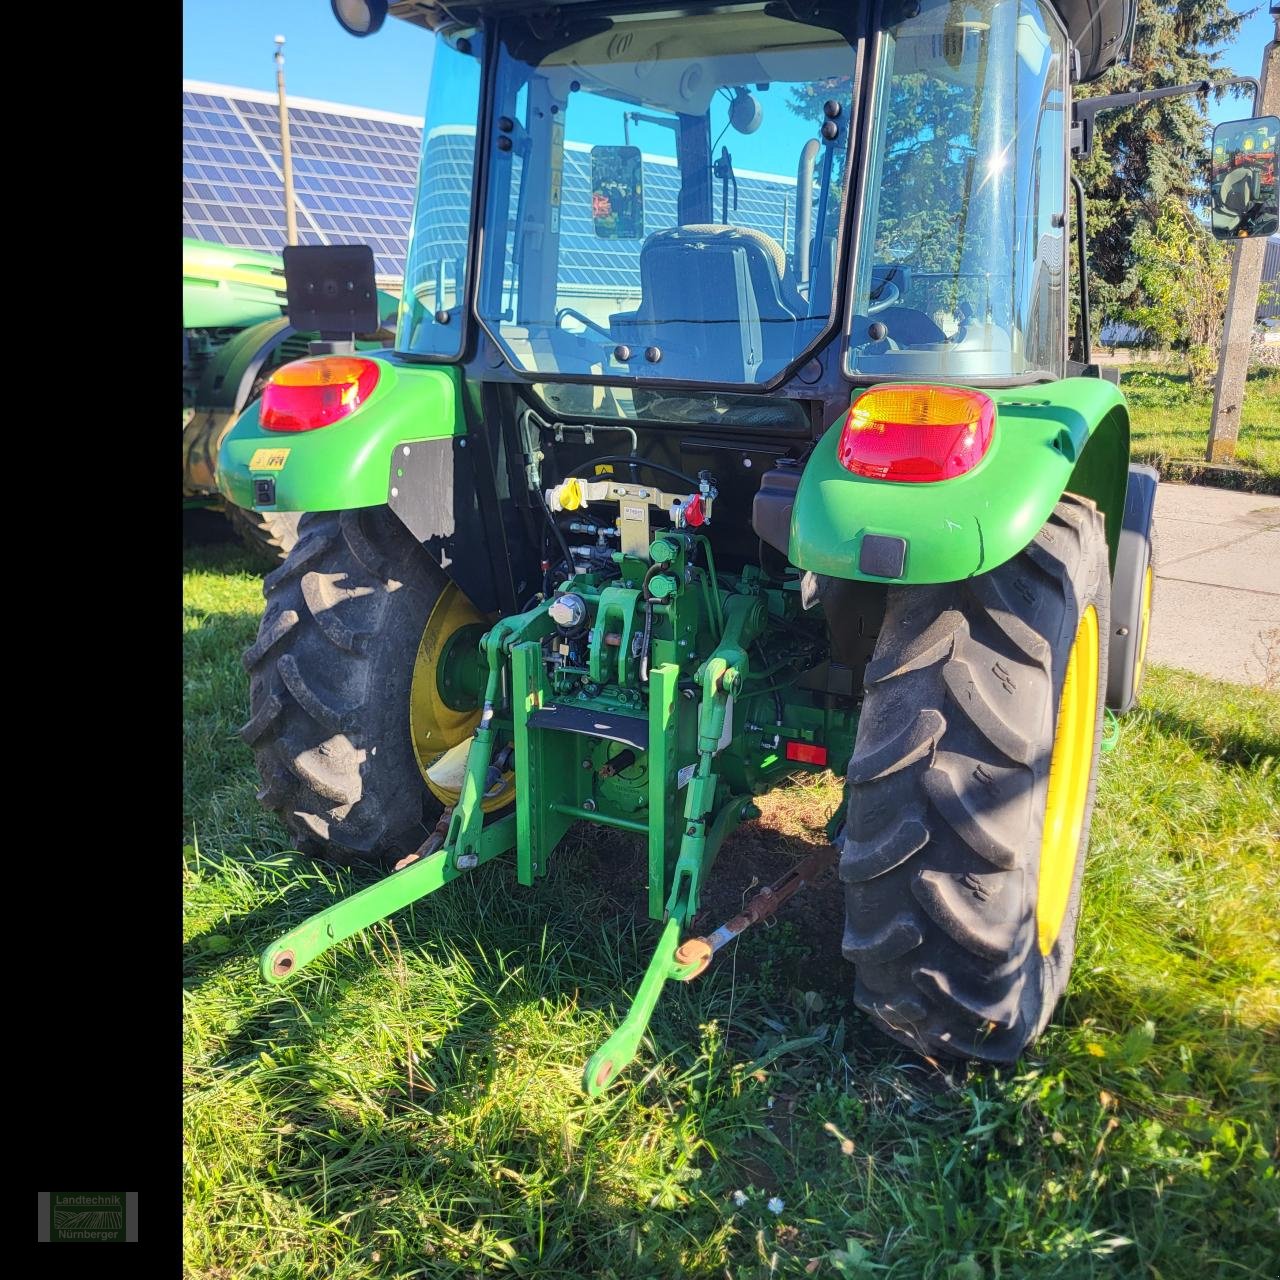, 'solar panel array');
182,81,422,277
184,81,802,288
